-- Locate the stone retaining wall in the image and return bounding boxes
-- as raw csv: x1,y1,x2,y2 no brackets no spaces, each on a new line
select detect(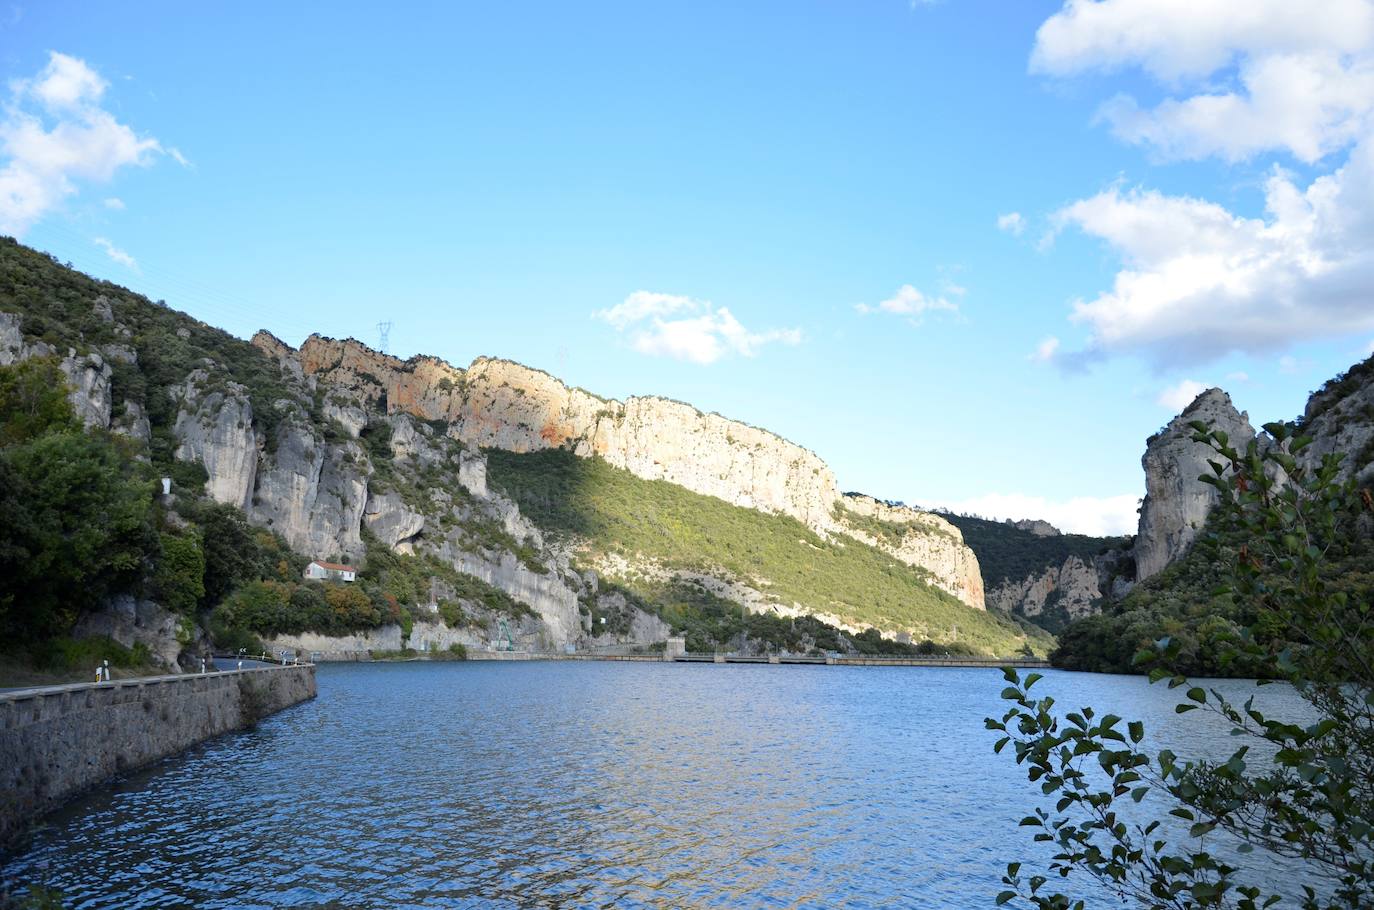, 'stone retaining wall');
0,665,316,847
